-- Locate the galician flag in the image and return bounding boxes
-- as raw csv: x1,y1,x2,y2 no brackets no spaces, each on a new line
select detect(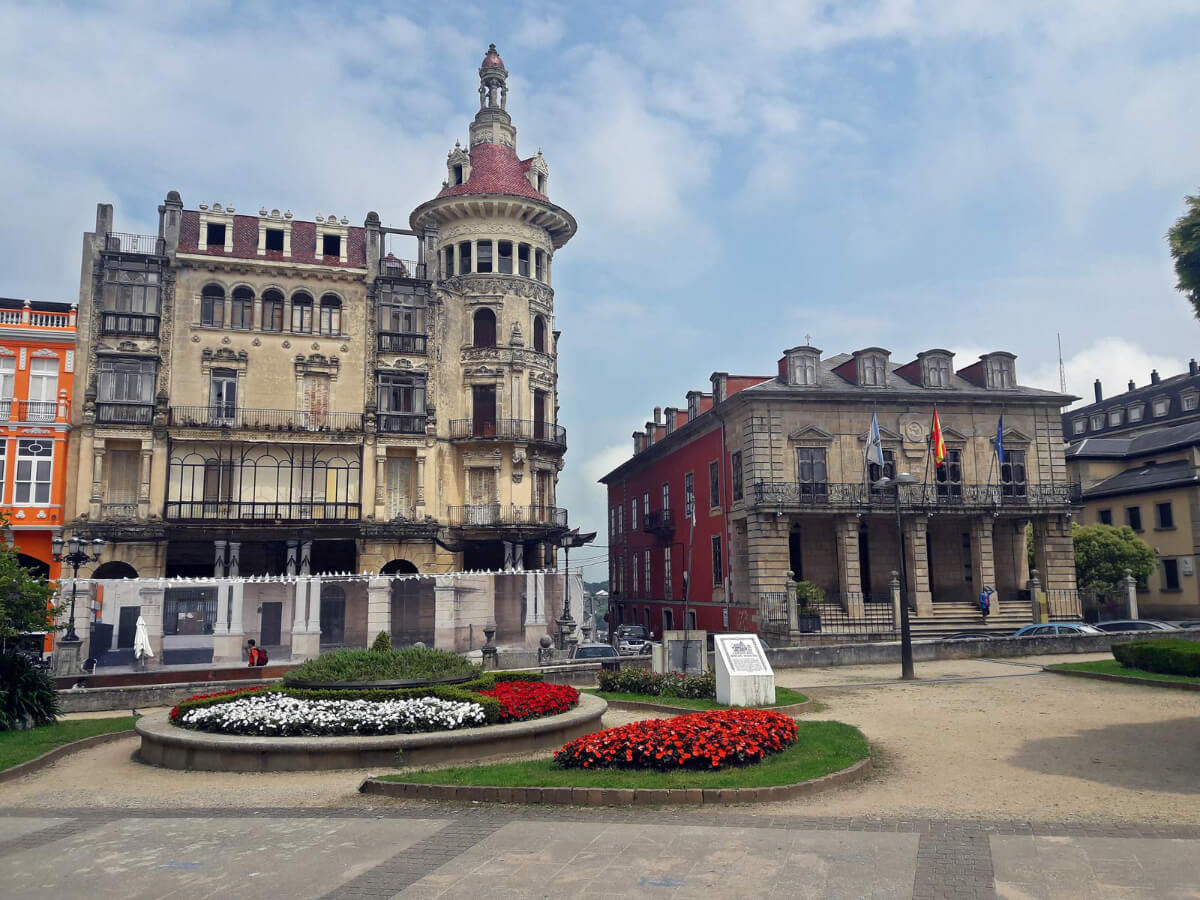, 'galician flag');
930,407,947,468
866,413,886,470
995,415,1006,463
